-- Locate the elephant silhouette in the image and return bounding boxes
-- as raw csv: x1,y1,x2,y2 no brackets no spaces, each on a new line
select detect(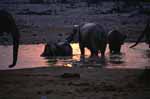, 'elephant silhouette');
41,34,73,57
0,10,20,68
73,23,107,57
108,30,126,54
41,42,72,57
